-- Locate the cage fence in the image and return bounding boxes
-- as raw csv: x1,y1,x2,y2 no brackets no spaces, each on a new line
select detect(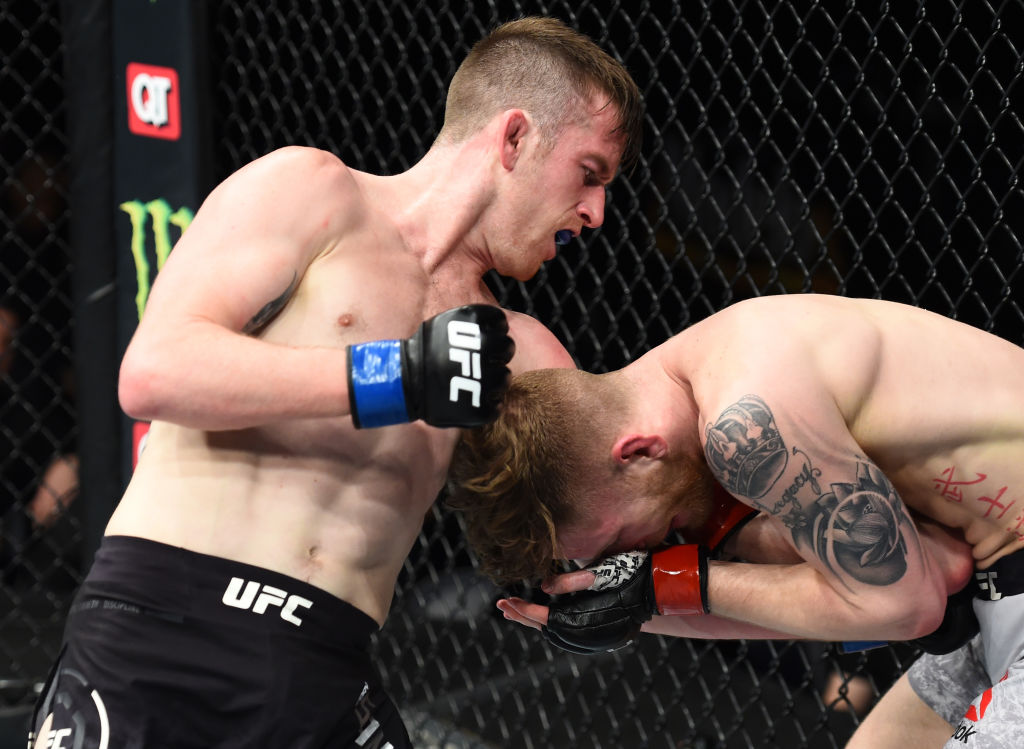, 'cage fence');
3,1,1024,747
